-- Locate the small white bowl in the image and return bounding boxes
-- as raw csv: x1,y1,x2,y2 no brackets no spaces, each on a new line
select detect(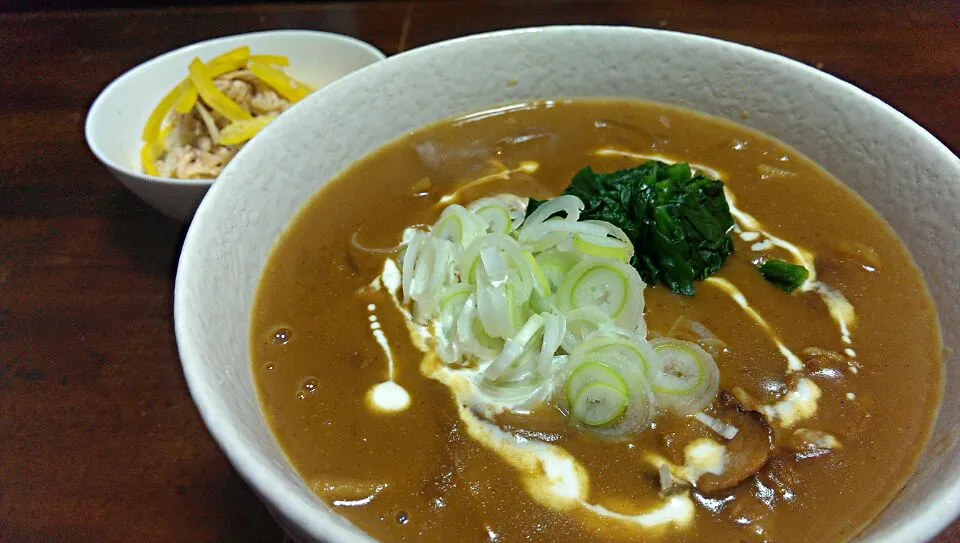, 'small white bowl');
85,30,385,222
175,26,960,542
